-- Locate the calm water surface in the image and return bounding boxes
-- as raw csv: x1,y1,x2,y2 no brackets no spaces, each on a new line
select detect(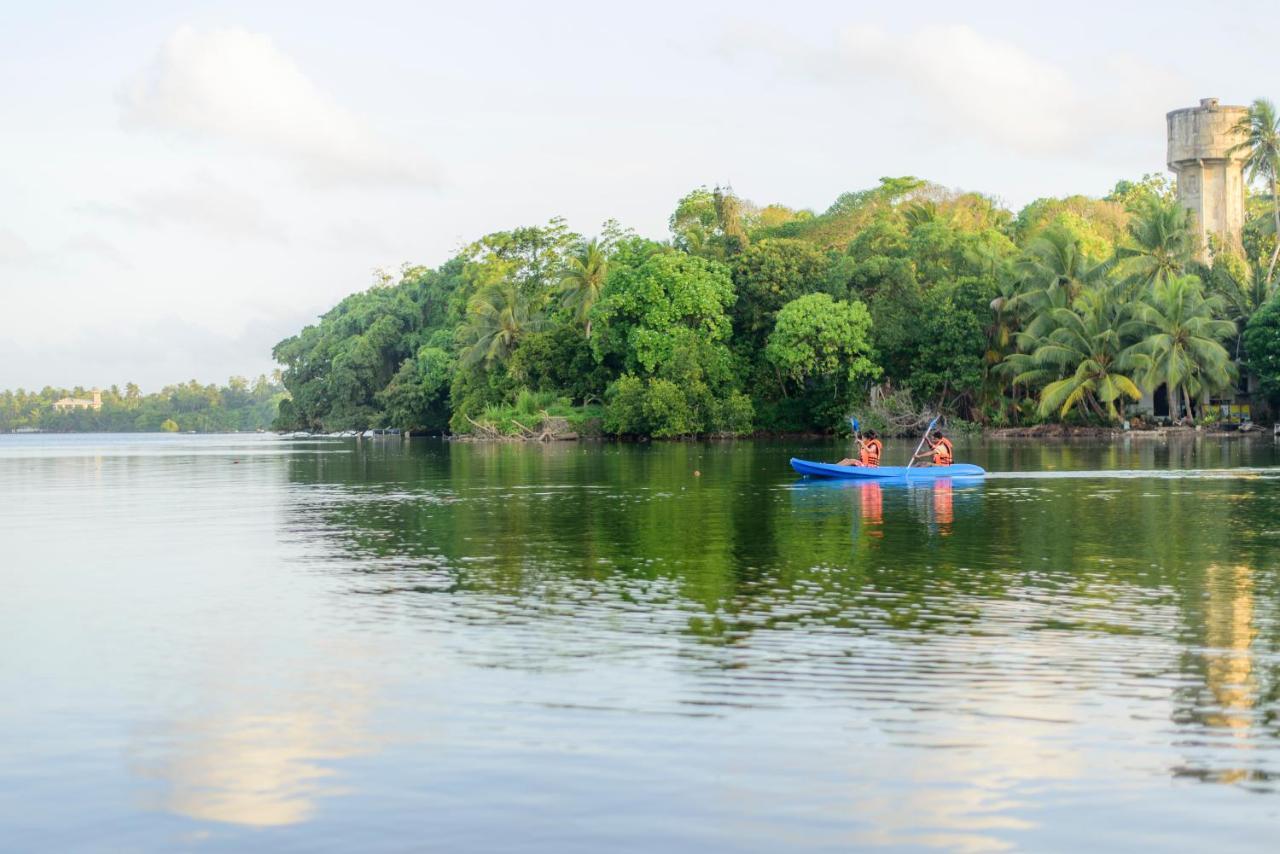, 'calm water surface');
3,433,1280,851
